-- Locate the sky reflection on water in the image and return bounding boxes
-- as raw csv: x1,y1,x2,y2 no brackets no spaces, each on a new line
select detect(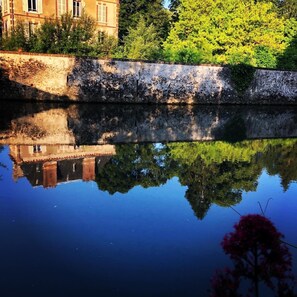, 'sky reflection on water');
0,142,297,297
